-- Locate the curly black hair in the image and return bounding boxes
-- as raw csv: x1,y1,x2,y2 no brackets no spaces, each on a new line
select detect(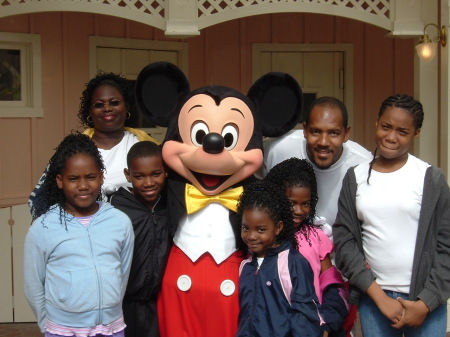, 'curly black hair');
78,72,137,128
30,132,106,221
265,158,318,222
235,180,298,251
264,158,319,246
